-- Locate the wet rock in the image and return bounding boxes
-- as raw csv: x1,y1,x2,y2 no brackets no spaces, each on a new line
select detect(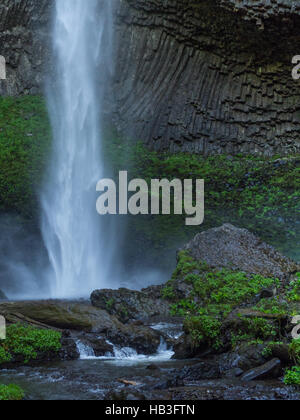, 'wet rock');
173,334,208,360
182,224,299,281
218,344,267,375
241,358,282,382
59,332,80,361
0,300,168,356
153,377,184,391
269,343,291,364
91,286,171,323
146,364,160,371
